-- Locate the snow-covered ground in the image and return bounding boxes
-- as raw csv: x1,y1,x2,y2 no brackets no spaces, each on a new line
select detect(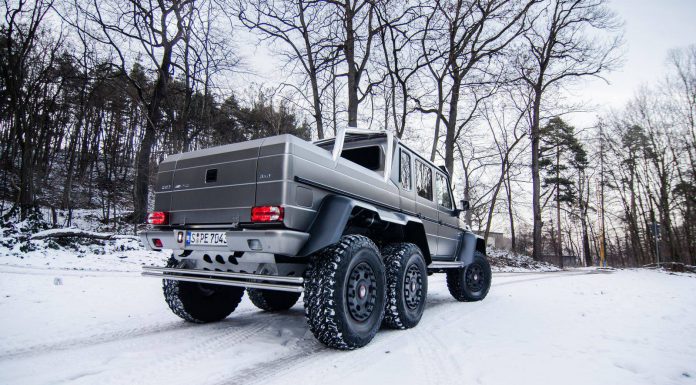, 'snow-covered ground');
1,263,694,385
